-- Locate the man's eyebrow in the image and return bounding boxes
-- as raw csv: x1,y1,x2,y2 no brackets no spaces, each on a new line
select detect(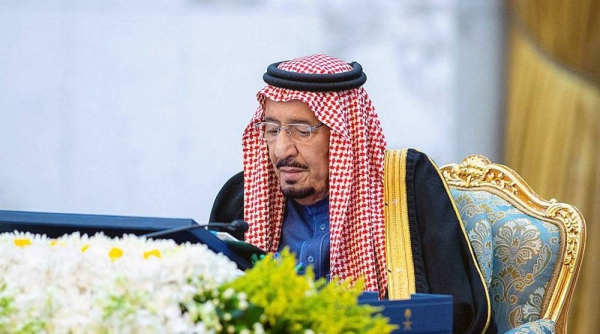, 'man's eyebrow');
263,116,279,123
263,116,312,124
